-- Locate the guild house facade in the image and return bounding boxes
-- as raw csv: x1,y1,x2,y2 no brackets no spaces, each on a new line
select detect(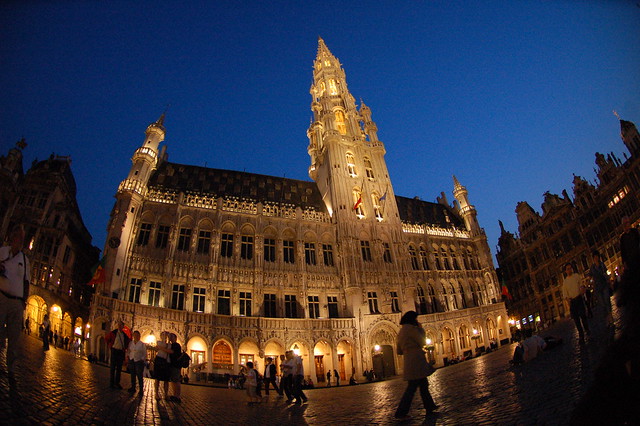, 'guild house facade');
88,39,508,383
